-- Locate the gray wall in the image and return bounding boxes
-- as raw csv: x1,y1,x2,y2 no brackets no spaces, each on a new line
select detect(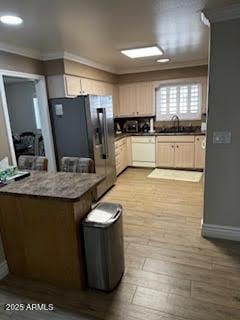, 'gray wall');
0,96,8,265
0,51,44,75
0,97,11,162
203,18,240,228
0,53,43,268
0,81,38,267
0,51,43,163
5,81,38,135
